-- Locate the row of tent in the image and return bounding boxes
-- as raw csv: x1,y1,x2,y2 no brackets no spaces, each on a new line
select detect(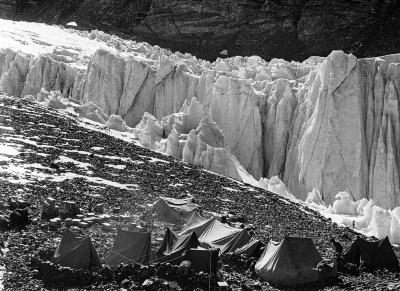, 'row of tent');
52,210,400,287
52,211,263,273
